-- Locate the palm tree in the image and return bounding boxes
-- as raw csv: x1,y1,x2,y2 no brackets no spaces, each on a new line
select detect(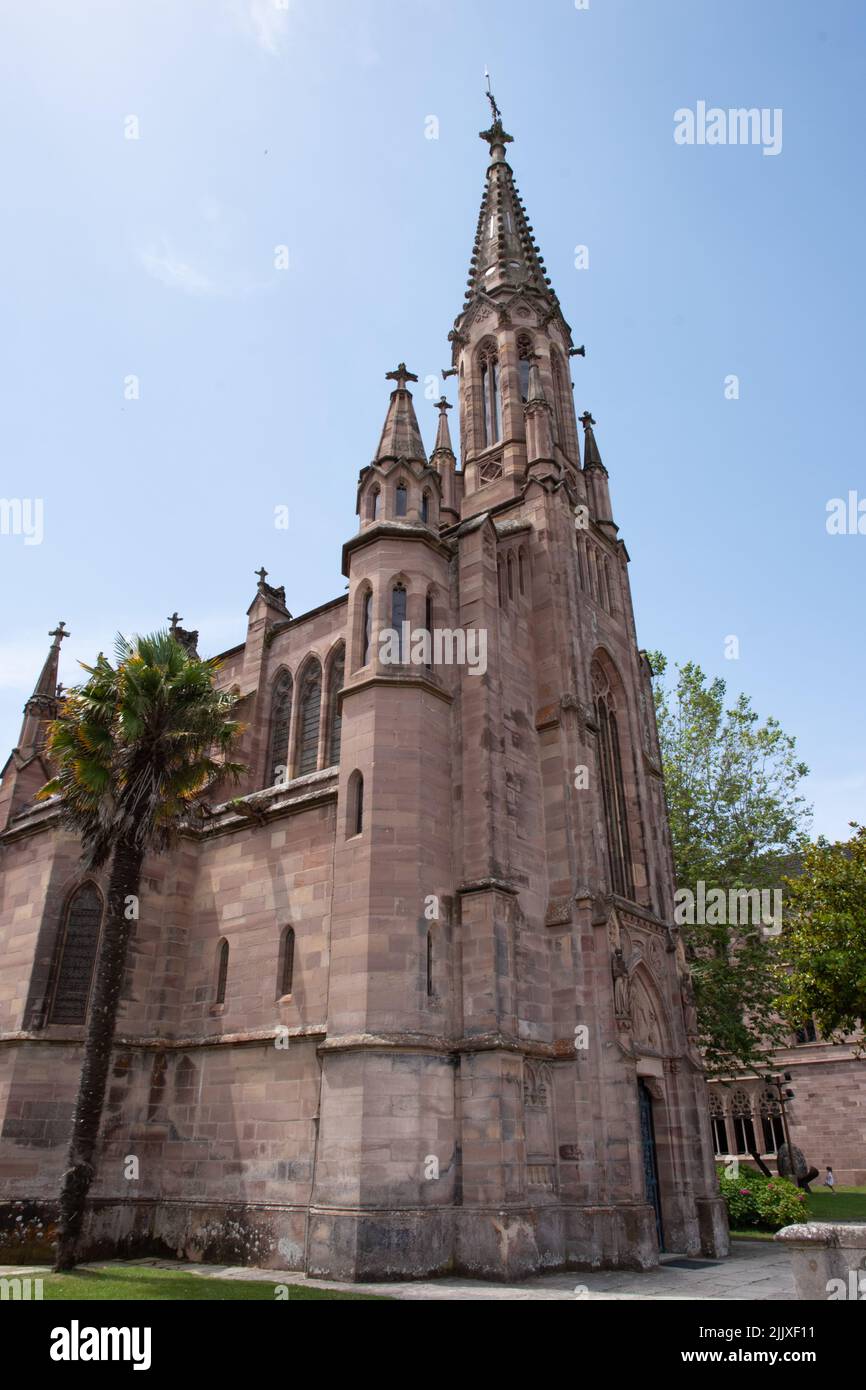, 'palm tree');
38,631,244,1270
